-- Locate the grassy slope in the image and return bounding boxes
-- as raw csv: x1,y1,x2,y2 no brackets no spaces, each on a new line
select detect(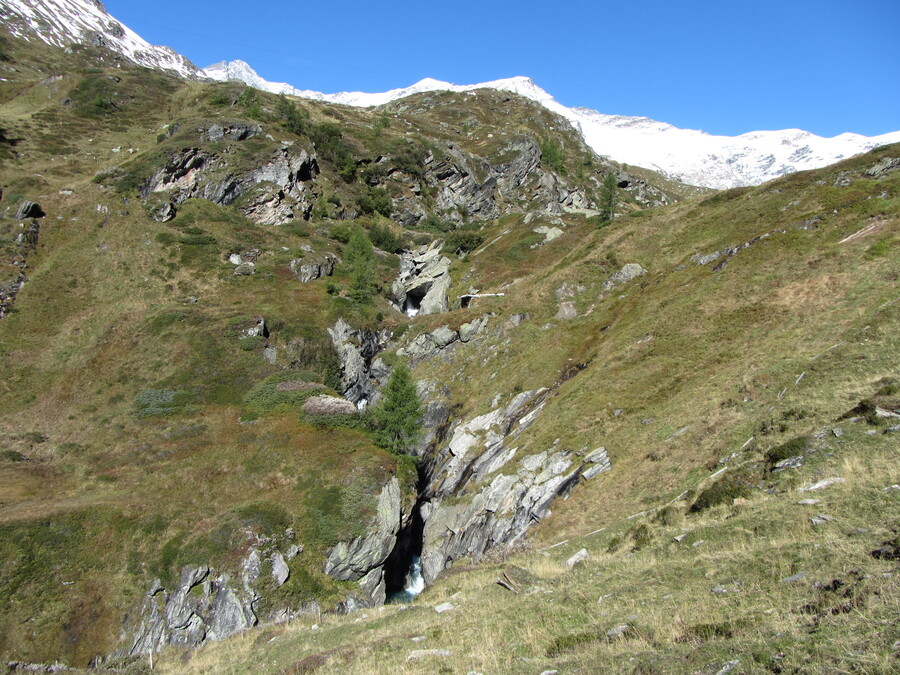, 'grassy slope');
1,30,898,673
155,147,899,674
